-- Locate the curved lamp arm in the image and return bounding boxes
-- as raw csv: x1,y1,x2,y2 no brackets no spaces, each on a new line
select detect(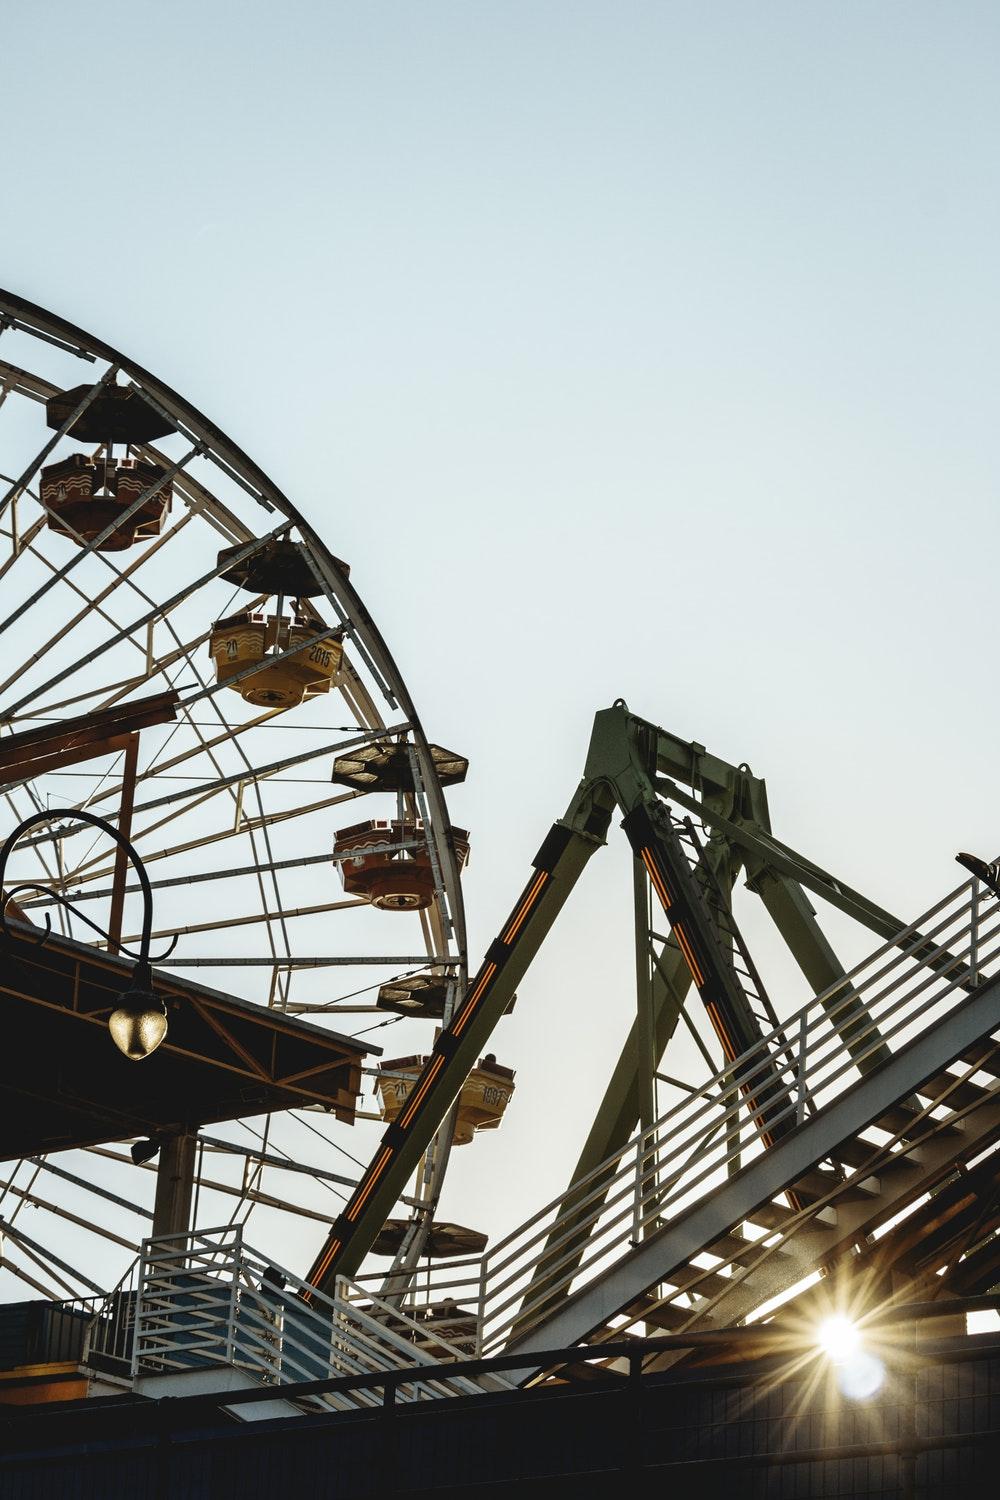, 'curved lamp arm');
0,809,174,976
